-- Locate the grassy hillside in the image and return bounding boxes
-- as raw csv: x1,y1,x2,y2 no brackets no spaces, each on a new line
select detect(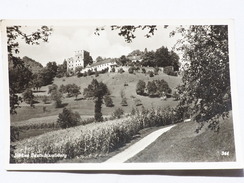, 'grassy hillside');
12,71,182,122
127,112,235,162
